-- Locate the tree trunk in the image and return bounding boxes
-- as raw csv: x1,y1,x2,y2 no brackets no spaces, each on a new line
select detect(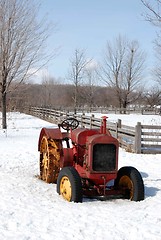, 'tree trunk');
122,101,127,114
2,92,7,129
74,87,78,114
